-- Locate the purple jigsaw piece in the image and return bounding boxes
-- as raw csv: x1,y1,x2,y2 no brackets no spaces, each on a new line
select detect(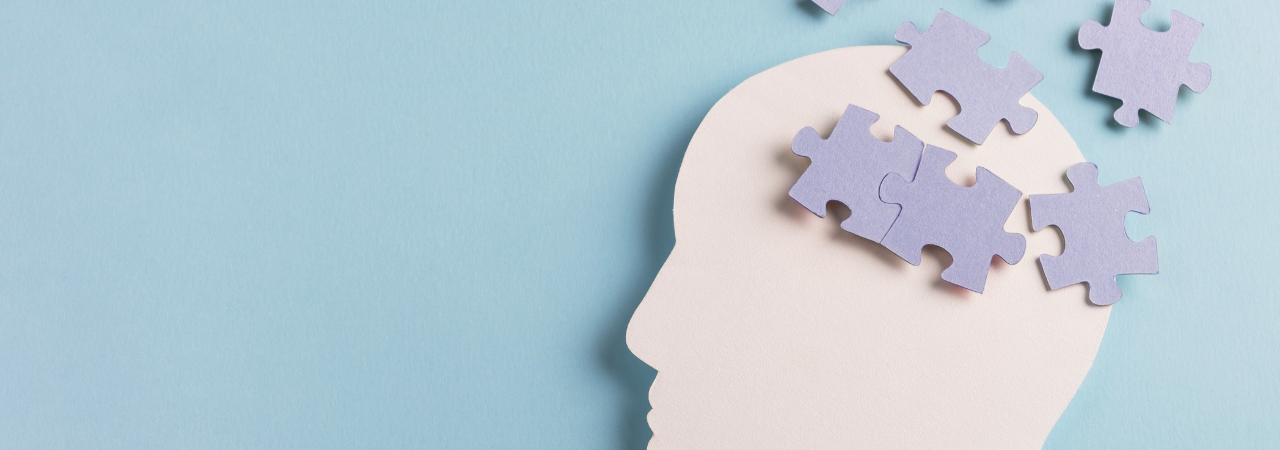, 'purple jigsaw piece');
790,104,925,243
811,0,844,16
890,10,1043,145
1079,0,1211,127
1030,163,1159,306
878,146,1025,293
